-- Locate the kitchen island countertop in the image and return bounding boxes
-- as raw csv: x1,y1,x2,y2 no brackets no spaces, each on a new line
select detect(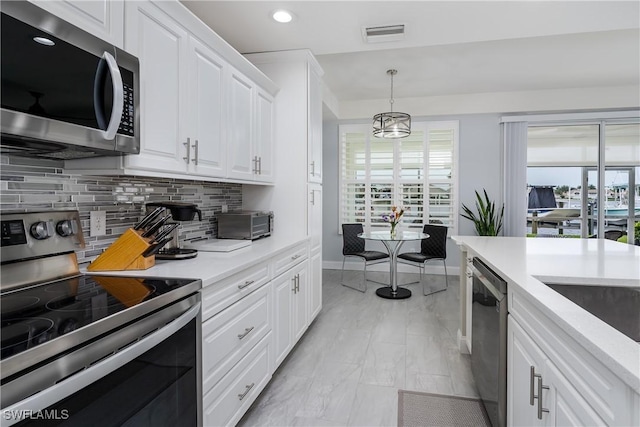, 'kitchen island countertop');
452,236,640,391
